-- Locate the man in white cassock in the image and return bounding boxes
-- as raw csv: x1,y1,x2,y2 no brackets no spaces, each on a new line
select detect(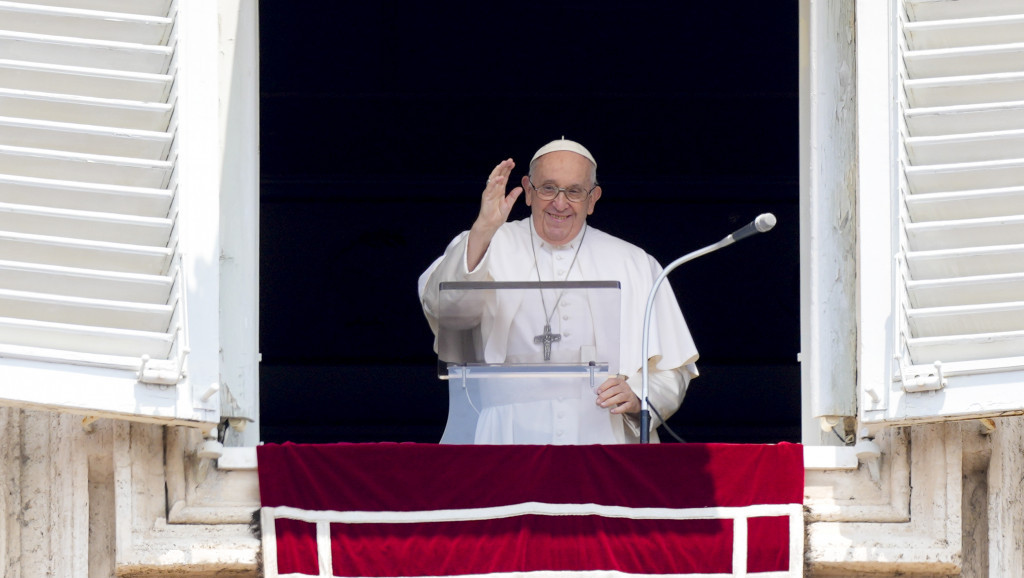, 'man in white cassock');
419,139,699,444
